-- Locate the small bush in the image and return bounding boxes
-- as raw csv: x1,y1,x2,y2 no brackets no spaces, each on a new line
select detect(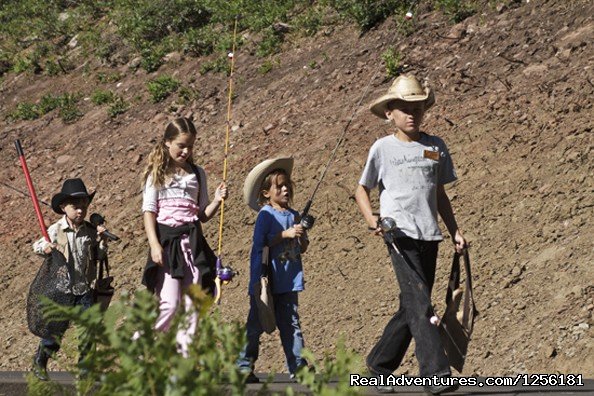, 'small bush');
199,55,229,75
58,94,82,123
8,102,39,121
38,286,248,395
432,0,476,23
296,340,364,395
91,89,115,105
96,71,123,83
382,46,402,78
328,0,409,31
107,96,130,118
7,93,81,122
147,75,181,103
